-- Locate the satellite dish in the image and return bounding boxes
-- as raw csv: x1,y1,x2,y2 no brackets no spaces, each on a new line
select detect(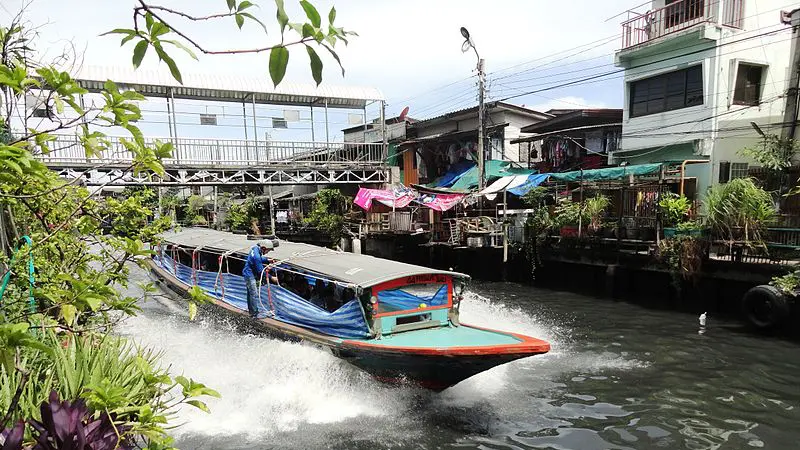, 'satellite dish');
399,106,409,121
